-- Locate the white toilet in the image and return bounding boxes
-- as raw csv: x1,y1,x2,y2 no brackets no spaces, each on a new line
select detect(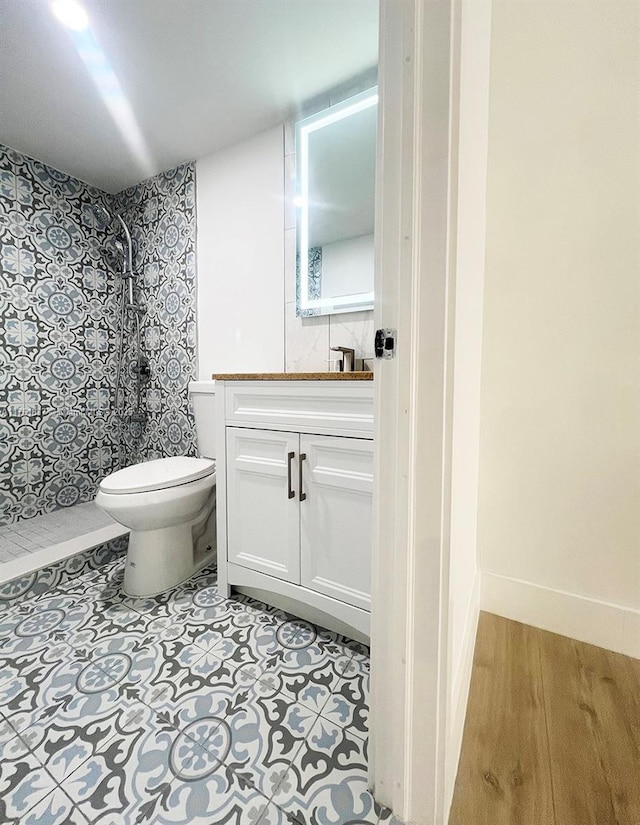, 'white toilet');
96,381,217,597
